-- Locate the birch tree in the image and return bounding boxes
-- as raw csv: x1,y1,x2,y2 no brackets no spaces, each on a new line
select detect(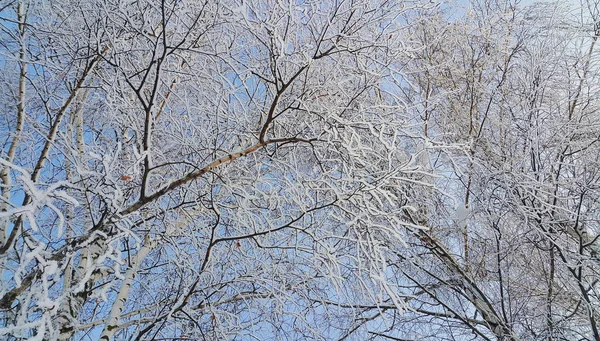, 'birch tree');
0,0,440,339
373,1,600,340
